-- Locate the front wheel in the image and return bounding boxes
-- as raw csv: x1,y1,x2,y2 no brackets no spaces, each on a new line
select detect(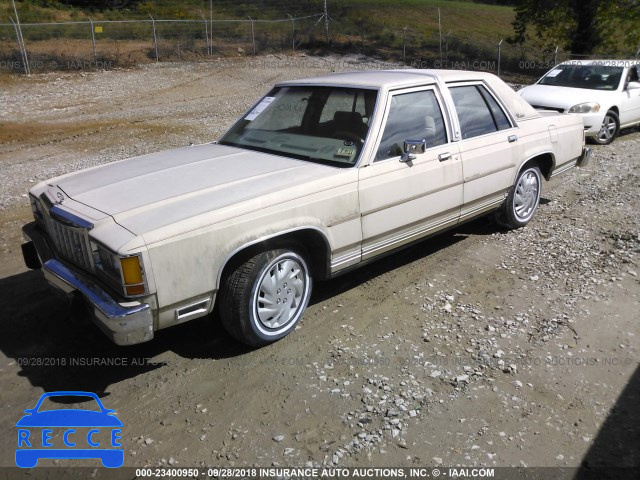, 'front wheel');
495,165,542,230
219,249,312,347
592,110,619,145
